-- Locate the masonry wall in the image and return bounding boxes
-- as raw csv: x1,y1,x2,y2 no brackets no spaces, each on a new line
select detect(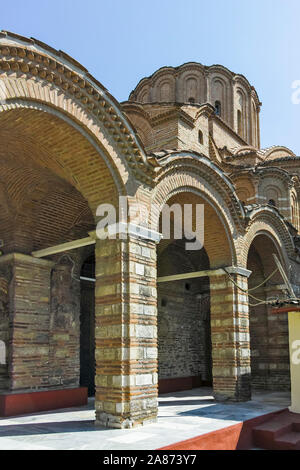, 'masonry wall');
0,253,83,393
152,118,179,151
80,279,95,396
212,120,246,150
158,279,211,384
48,256,81,390
248,243,291,392
9,255,53,391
